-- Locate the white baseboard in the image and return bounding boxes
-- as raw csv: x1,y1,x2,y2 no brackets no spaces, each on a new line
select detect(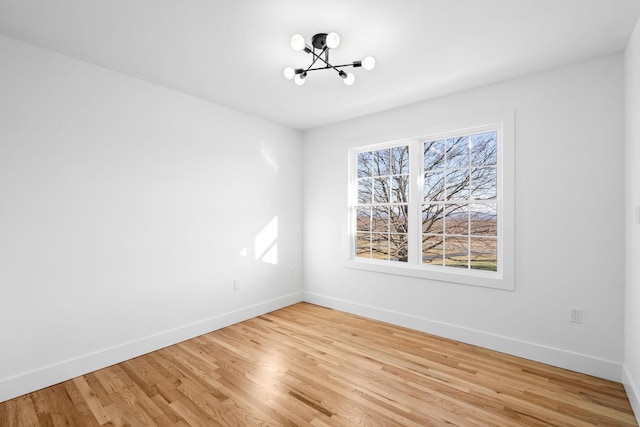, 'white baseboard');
623,365,640,425
302,292,623,382
0,292,303,403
